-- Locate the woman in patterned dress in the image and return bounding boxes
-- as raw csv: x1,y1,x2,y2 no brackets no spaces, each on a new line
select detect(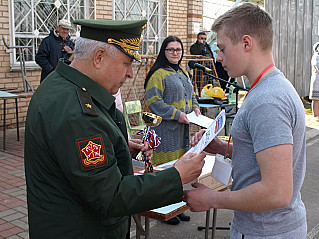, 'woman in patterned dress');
144,36,201,225
309,42,319,121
